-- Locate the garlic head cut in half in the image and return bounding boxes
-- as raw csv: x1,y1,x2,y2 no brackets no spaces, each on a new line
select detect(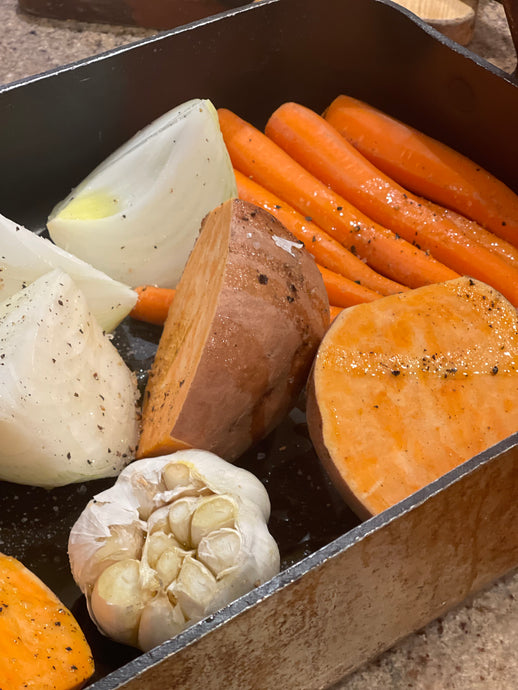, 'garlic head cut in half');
68,450,280,651
47,99,237,288
0,269,139,488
